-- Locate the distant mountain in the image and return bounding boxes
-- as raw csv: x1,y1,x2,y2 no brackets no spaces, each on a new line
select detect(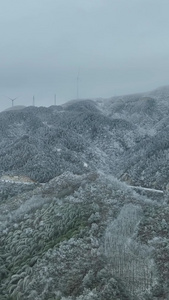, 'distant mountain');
1,86,169,299
0,87,169,189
